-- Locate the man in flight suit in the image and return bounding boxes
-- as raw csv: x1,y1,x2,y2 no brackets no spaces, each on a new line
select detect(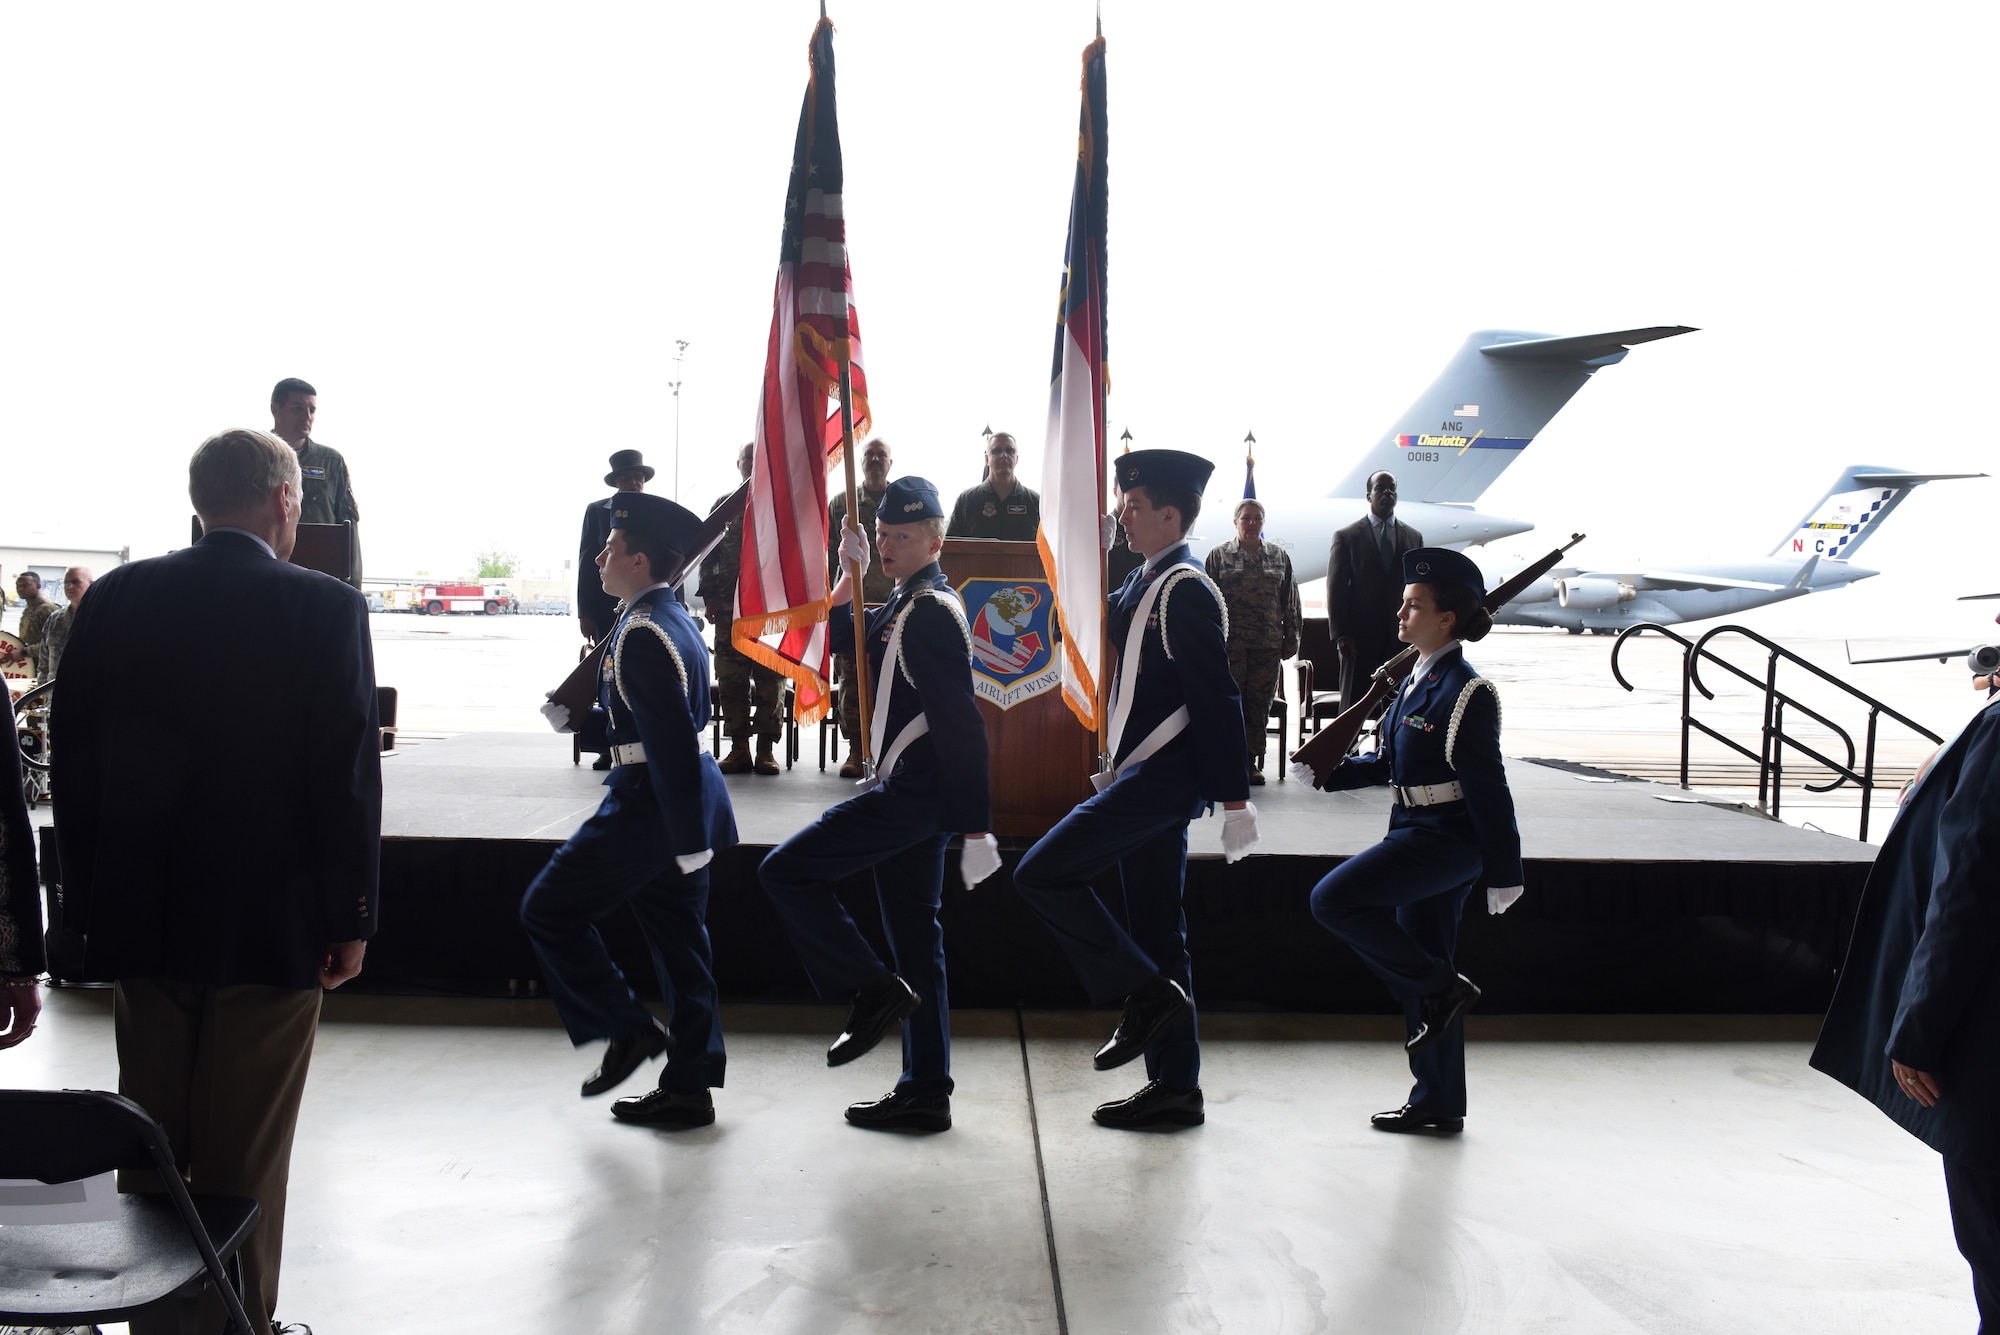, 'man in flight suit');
268,377,363,589
946,431,1041,541
761,477,998,1132
1013,449,1261,1129
529,492,735,1127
